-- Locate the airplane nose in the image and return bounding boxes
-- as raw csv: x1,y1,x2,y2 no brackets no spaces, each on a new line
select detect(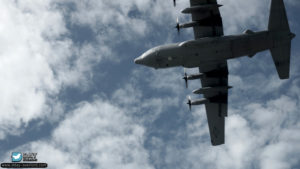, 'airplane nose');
134,57,143,64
